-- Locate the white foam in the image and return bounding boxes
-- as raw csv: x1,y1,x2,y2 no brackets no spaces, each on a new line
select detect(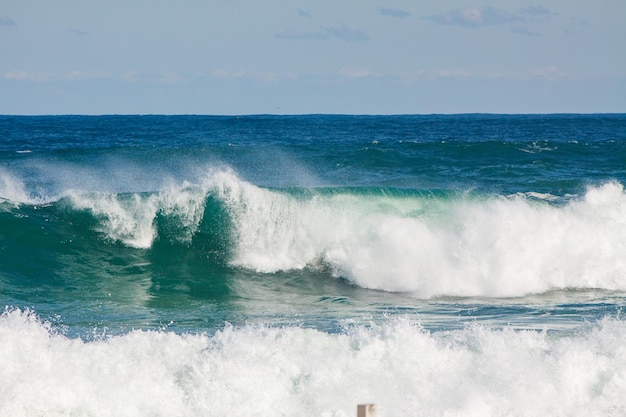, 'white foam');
214,169,341,271
220,179,626,297
1,309,625,417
